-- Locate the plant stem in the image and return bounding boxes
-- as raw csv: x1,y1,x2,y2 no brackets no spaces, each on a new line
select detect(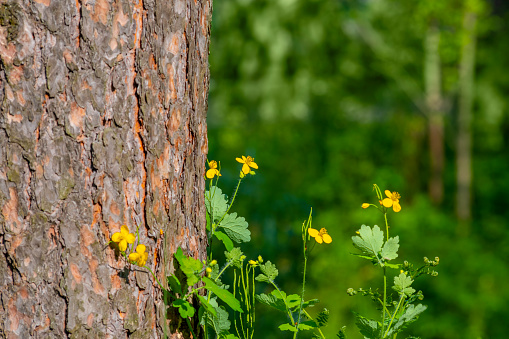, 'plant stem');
383,294,406,338
302,309,326,339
